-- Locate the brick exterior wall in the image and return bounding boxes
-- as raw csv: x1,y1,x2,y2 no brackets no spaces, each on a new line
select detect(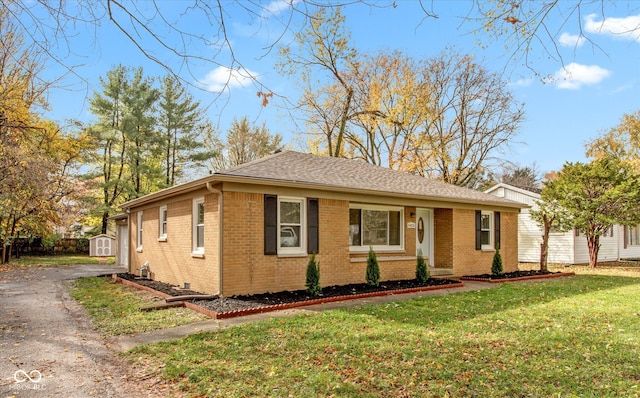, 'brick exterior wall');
126,185,520,296
221,195,426,296
434,208,453,268
129,190,220,294
450,208,518,276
